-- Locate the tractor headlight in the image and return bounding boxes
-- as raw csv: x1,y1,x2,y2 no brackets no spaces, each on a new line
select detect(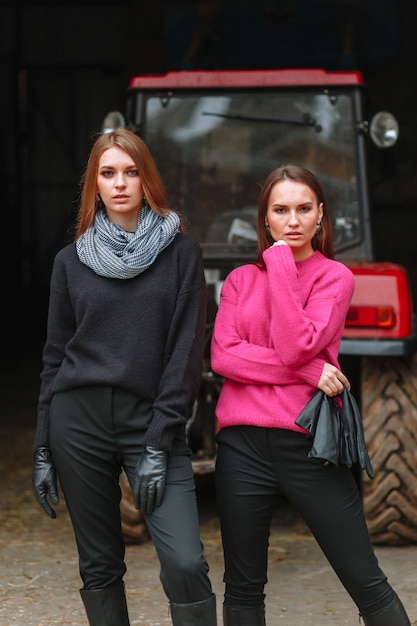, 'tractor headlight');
369,111,399,148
